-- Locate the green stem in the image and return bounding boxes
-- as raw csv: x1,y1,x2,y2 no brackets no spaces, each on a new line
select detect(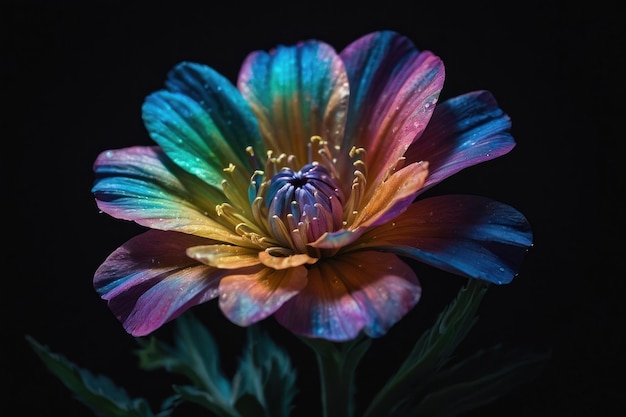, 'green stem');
317,346,353,417
299,335,371,417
